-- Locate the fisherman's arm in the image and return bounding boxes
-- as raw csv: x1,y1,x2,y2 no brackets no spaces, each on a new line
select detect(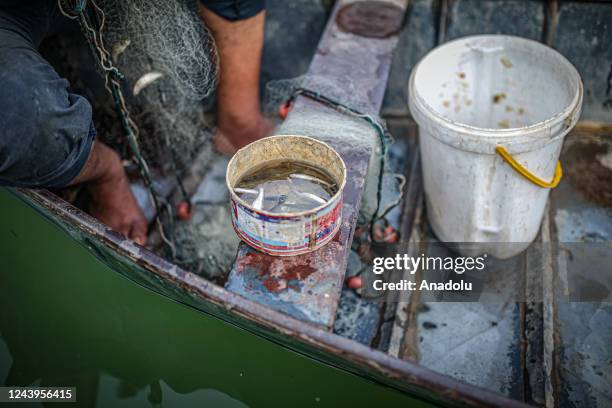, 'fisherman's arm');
198,0,272,154
0,15,147,244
